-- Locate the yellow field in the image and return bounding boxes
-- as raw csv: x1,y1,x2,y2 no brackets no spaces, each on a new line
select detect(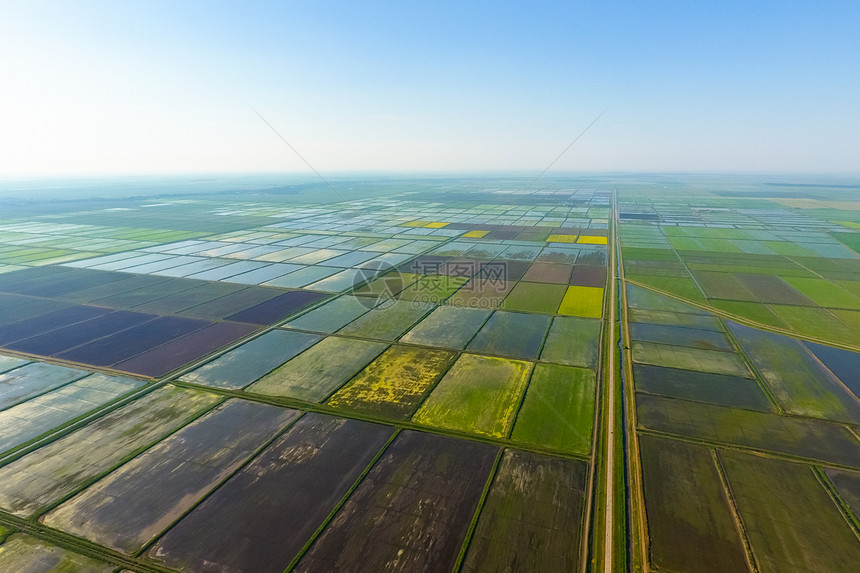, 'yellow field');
326,346,456,418
577,235,607,245
557,286,604,317
462,230,489,238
